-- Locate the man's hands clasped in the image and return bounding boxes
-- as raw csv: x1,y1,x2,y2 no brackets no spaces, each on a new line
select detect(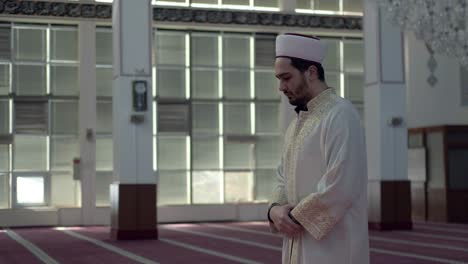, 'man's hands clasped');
269,204,303,238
